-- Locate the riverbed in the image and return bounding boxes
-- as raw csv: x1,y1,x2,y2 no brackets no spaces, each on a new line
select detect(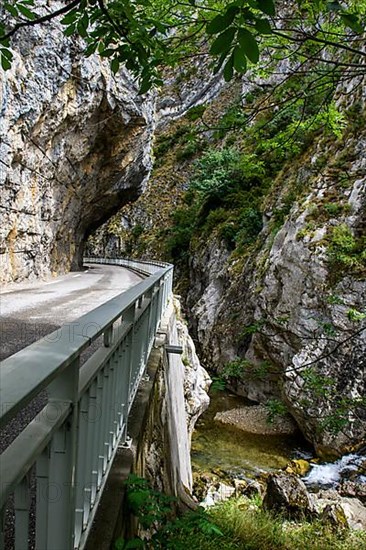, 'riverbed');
191,390,313,479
